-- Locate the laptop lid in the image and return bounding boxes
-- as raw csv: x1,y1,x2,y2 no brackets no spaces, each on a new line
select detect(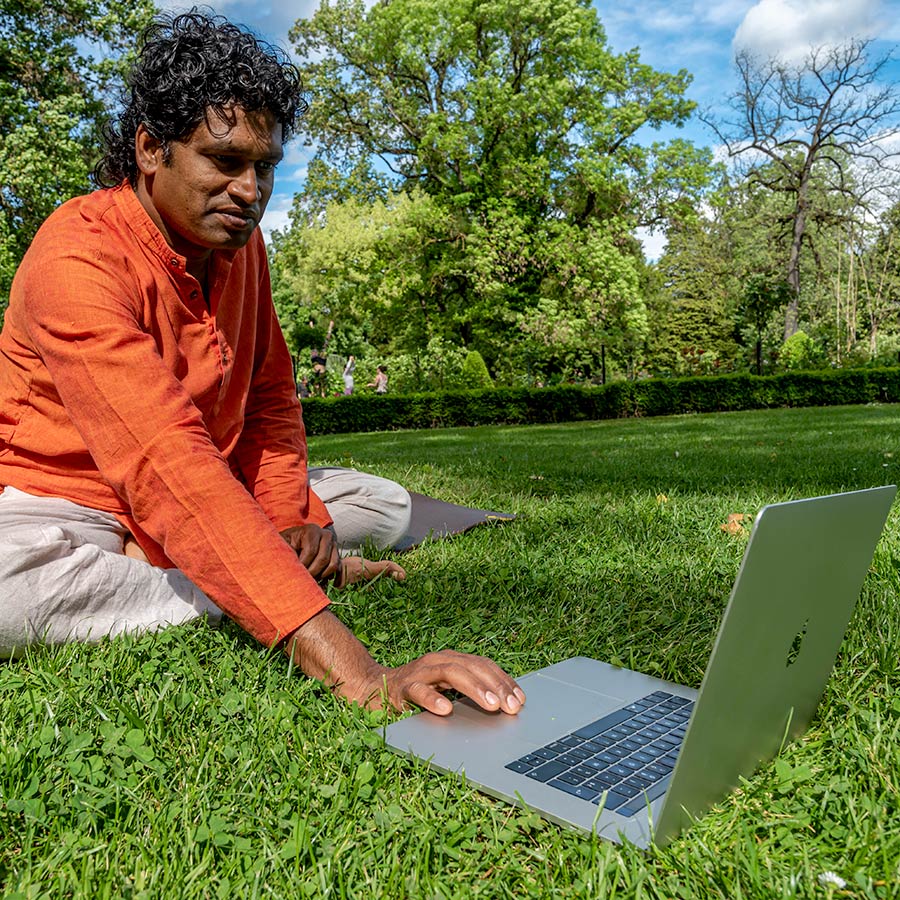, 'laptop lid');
654,485,896,843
